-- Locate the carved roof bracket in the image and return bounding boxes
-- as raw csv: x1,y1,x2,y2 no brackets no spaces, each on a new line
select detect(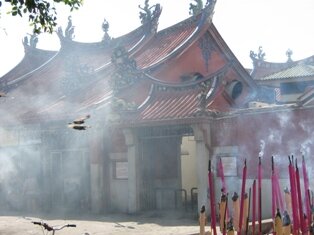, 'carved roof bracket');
110,46,143,93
